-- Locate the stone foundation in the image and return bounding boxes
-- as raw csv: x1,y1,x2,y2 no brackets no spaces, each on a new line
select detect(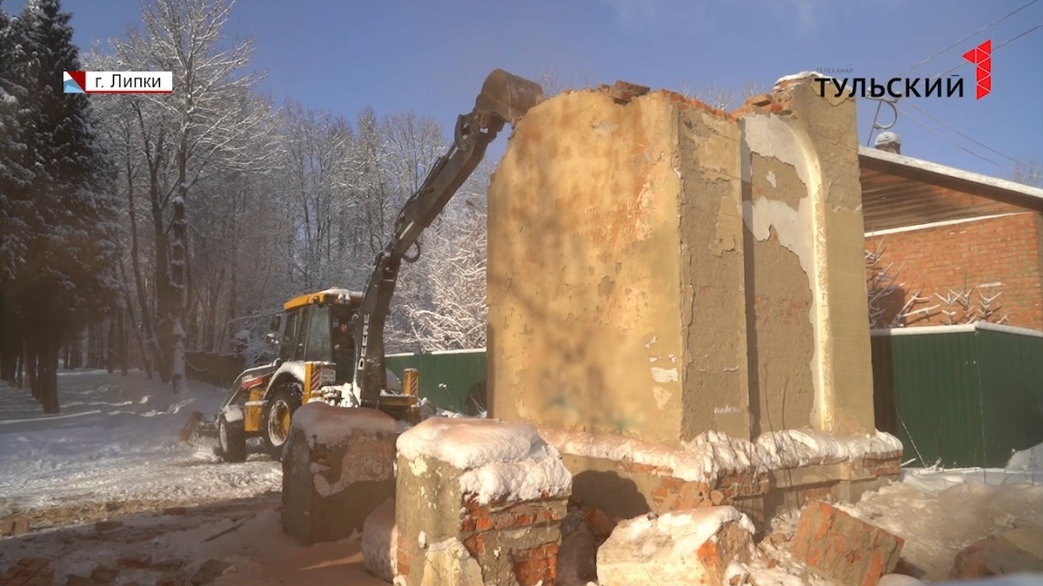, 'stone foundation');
544,428,902,528
281,404,398,546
